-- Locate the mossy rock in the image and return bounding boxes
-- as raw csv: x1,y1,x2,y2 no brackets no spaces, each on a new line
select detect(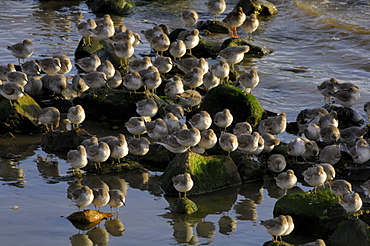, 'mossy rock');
168,197,198,214
274,189,347,238
220,38,273,56
160,151,242,196
67,209,114,225
328,218,370,246
200,84,267,130
41,128,93,152
86,0,134,15
0,94,42,134
236,0,278,16
83,160,149,175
